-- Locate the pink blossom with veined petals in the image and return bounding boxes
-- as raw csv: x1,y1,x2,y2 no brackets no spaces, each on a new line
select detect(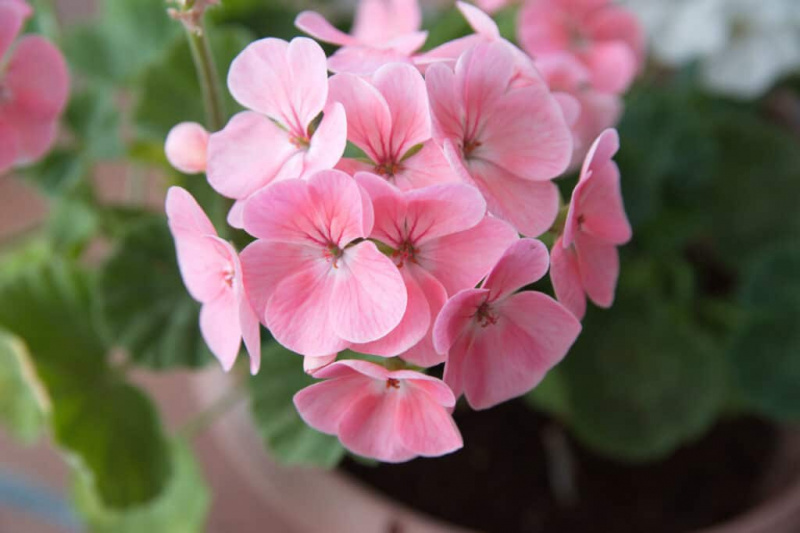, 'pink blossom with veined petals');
165,122,209,175
240,170,407,358
433,239,581,410
426,41,573,237
294,360,462,462
351,172,518,366
537,53,622,169
296,0,427,75
166,187,261,374
206,37,346,227
328,63,458,190
518,0,645,94
0,0,68,174
551,129,631,319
